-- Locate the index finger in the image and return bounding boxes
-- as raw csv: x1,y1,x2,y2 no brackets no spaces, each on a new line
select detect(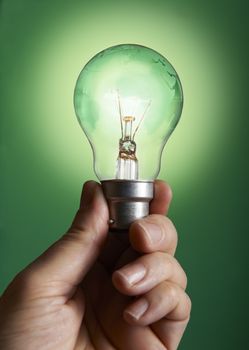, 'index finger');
129,181,176,255
129,214,178,255
150,180,172,215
